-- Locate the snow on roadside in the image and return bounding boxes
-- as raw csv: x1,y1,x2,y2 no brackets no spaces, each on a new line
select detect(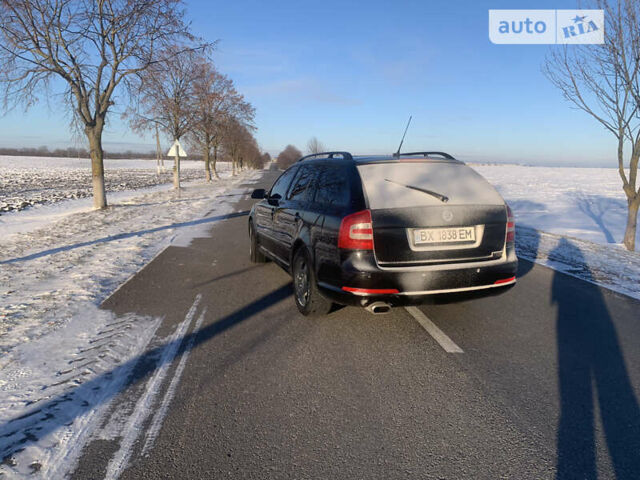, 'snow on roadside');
469,164,639,300
0,171,256,353
0,170,260,478
0,308,161,478
516,226,640,301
